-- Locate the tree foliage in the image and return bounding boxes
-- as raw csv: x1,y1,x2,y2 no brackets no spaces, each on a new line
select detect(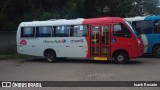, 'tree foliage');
128,0,160,16
0,0,160,31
